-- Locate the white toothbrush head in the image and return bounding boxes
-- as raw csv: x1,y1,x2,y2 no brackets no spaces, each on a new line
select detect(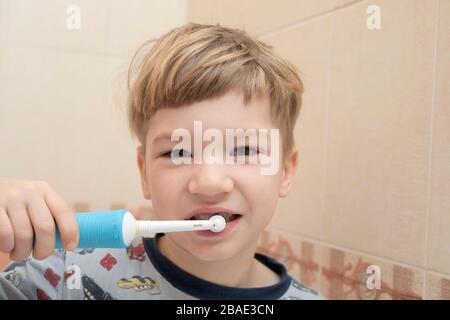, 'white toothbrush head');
209,215,226,232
